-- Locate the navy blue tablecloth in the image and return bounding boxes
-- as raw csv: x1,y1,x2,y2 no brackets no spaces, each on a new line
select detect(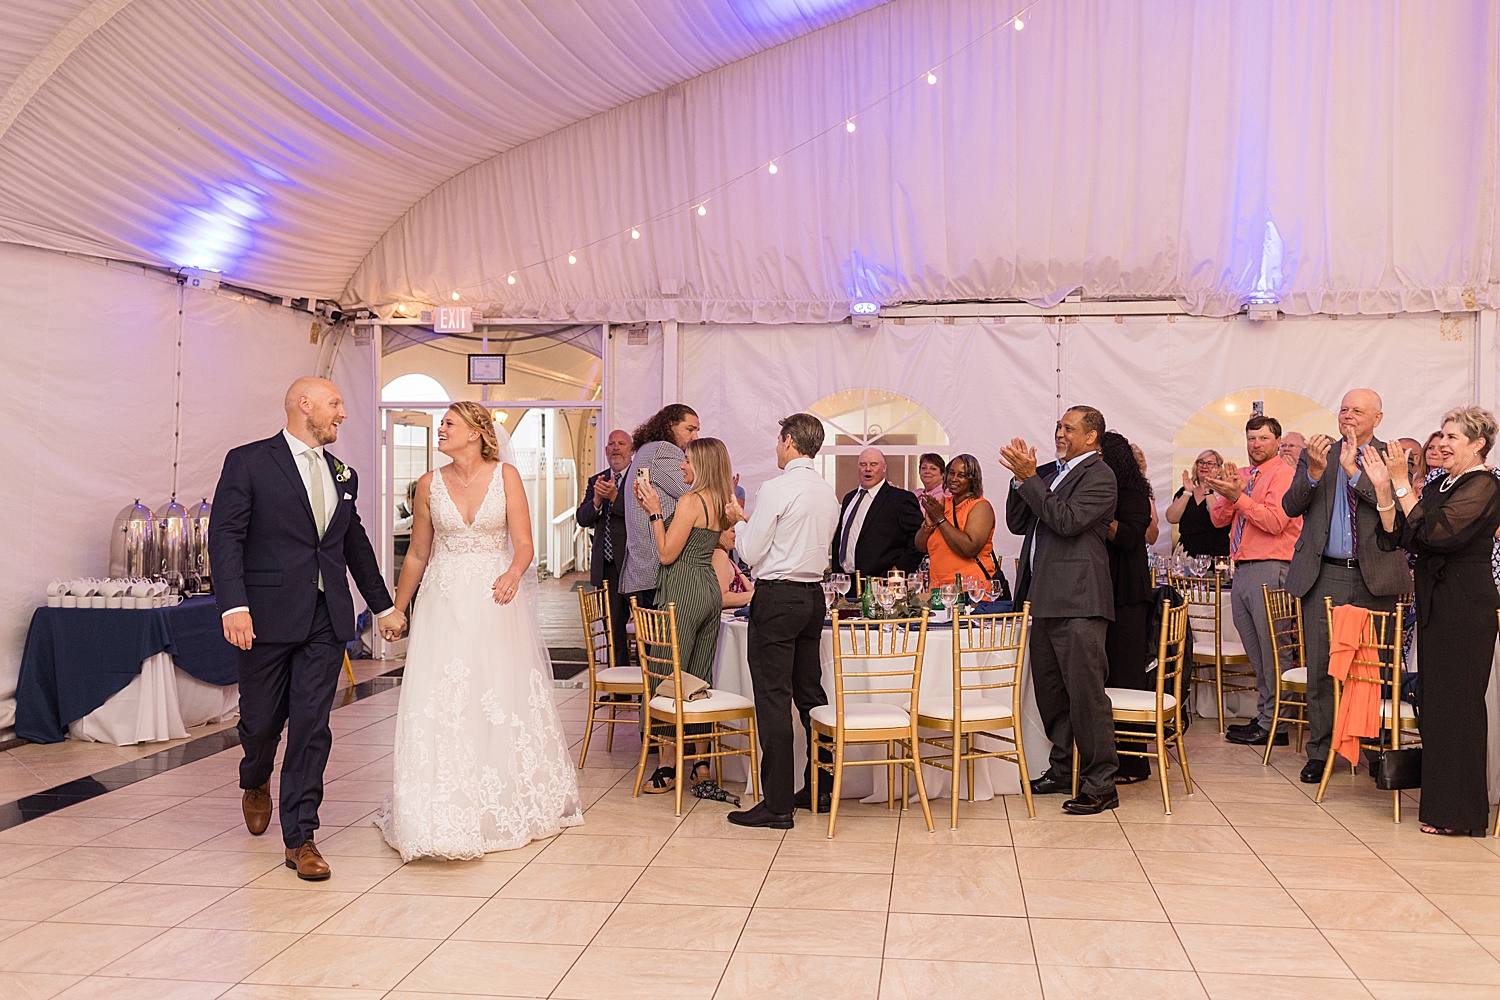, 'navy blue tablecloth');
16,597,238,744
